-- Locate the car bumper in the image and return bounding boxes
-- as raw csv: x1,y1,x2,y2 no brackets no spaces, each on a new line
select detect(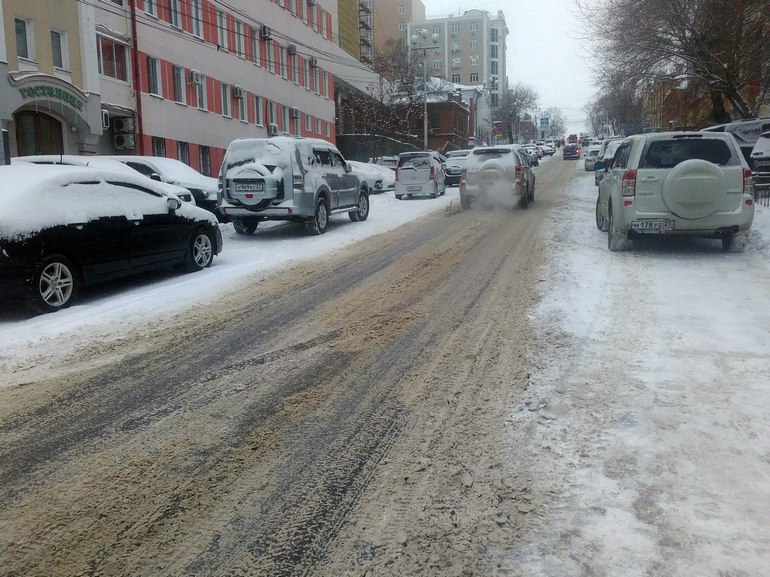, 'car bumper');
616,199,755,235
395,182,437,196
